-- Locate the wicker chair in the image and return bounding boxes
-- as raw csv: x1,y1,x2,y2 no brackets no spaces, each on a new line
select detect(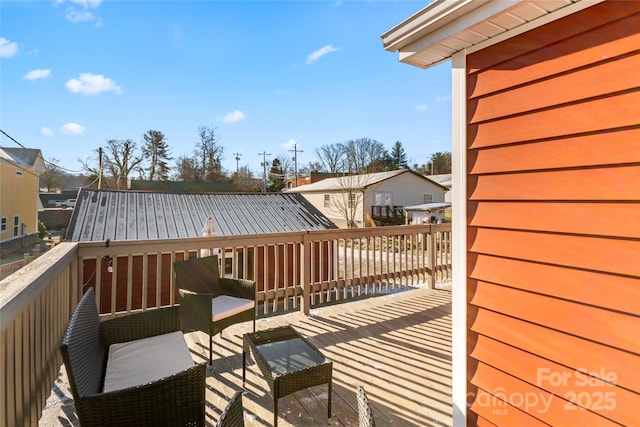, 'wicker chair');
357,386,377,427
174,255,256,365
60,288,206,427
216,390,245,427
